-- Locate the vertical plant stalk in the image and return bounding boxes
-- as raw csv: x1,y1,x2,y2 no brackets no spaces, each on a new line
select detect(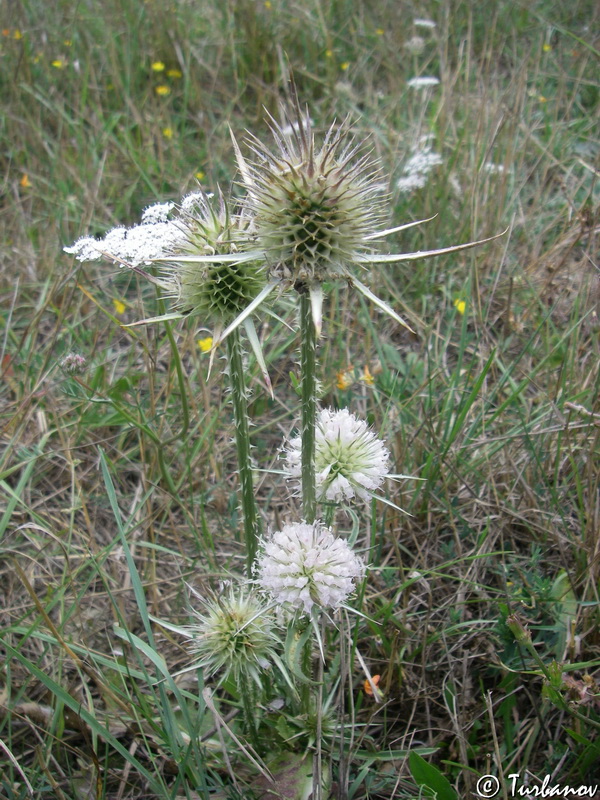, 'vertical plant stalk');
299,291,317,523
239,673,261,753
226,327,259,576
